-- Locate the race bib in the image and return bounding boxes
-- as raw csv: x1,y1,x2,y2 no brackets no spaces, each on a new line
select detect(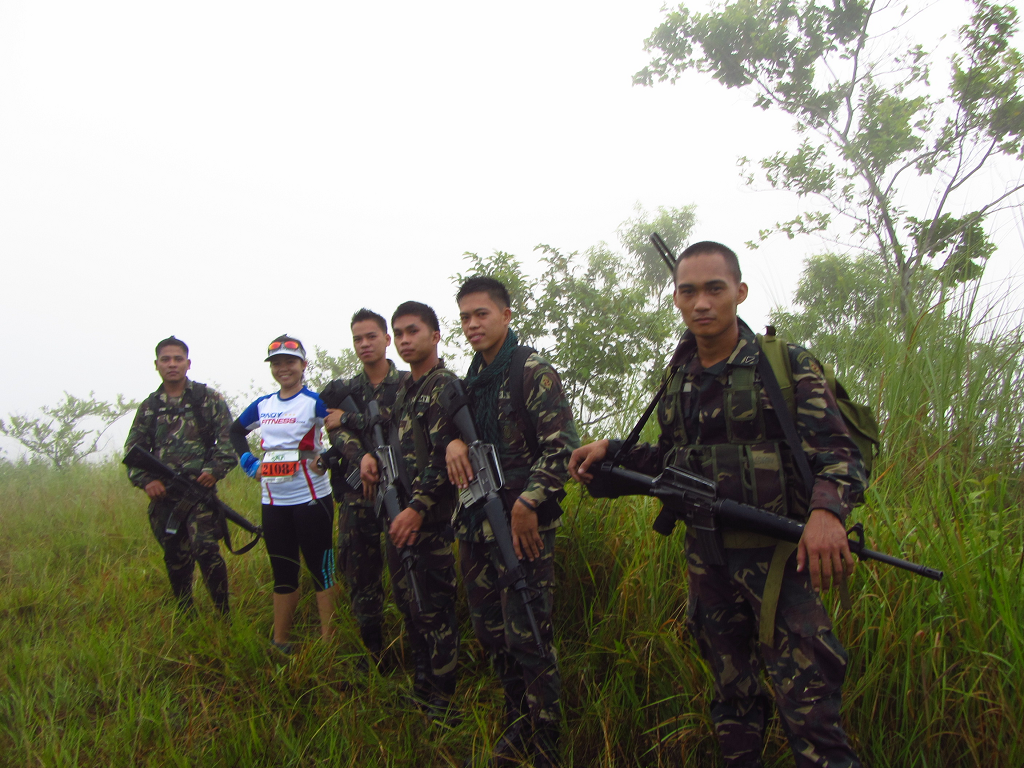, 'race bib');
262,450,300,483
